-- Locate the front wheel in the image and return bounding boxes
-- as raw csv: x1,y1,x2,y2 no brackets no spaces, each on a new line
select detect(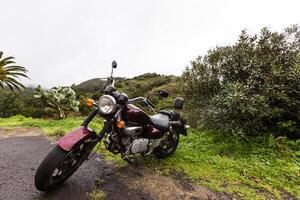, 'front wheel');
35,141,94,191
154,130,179,159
